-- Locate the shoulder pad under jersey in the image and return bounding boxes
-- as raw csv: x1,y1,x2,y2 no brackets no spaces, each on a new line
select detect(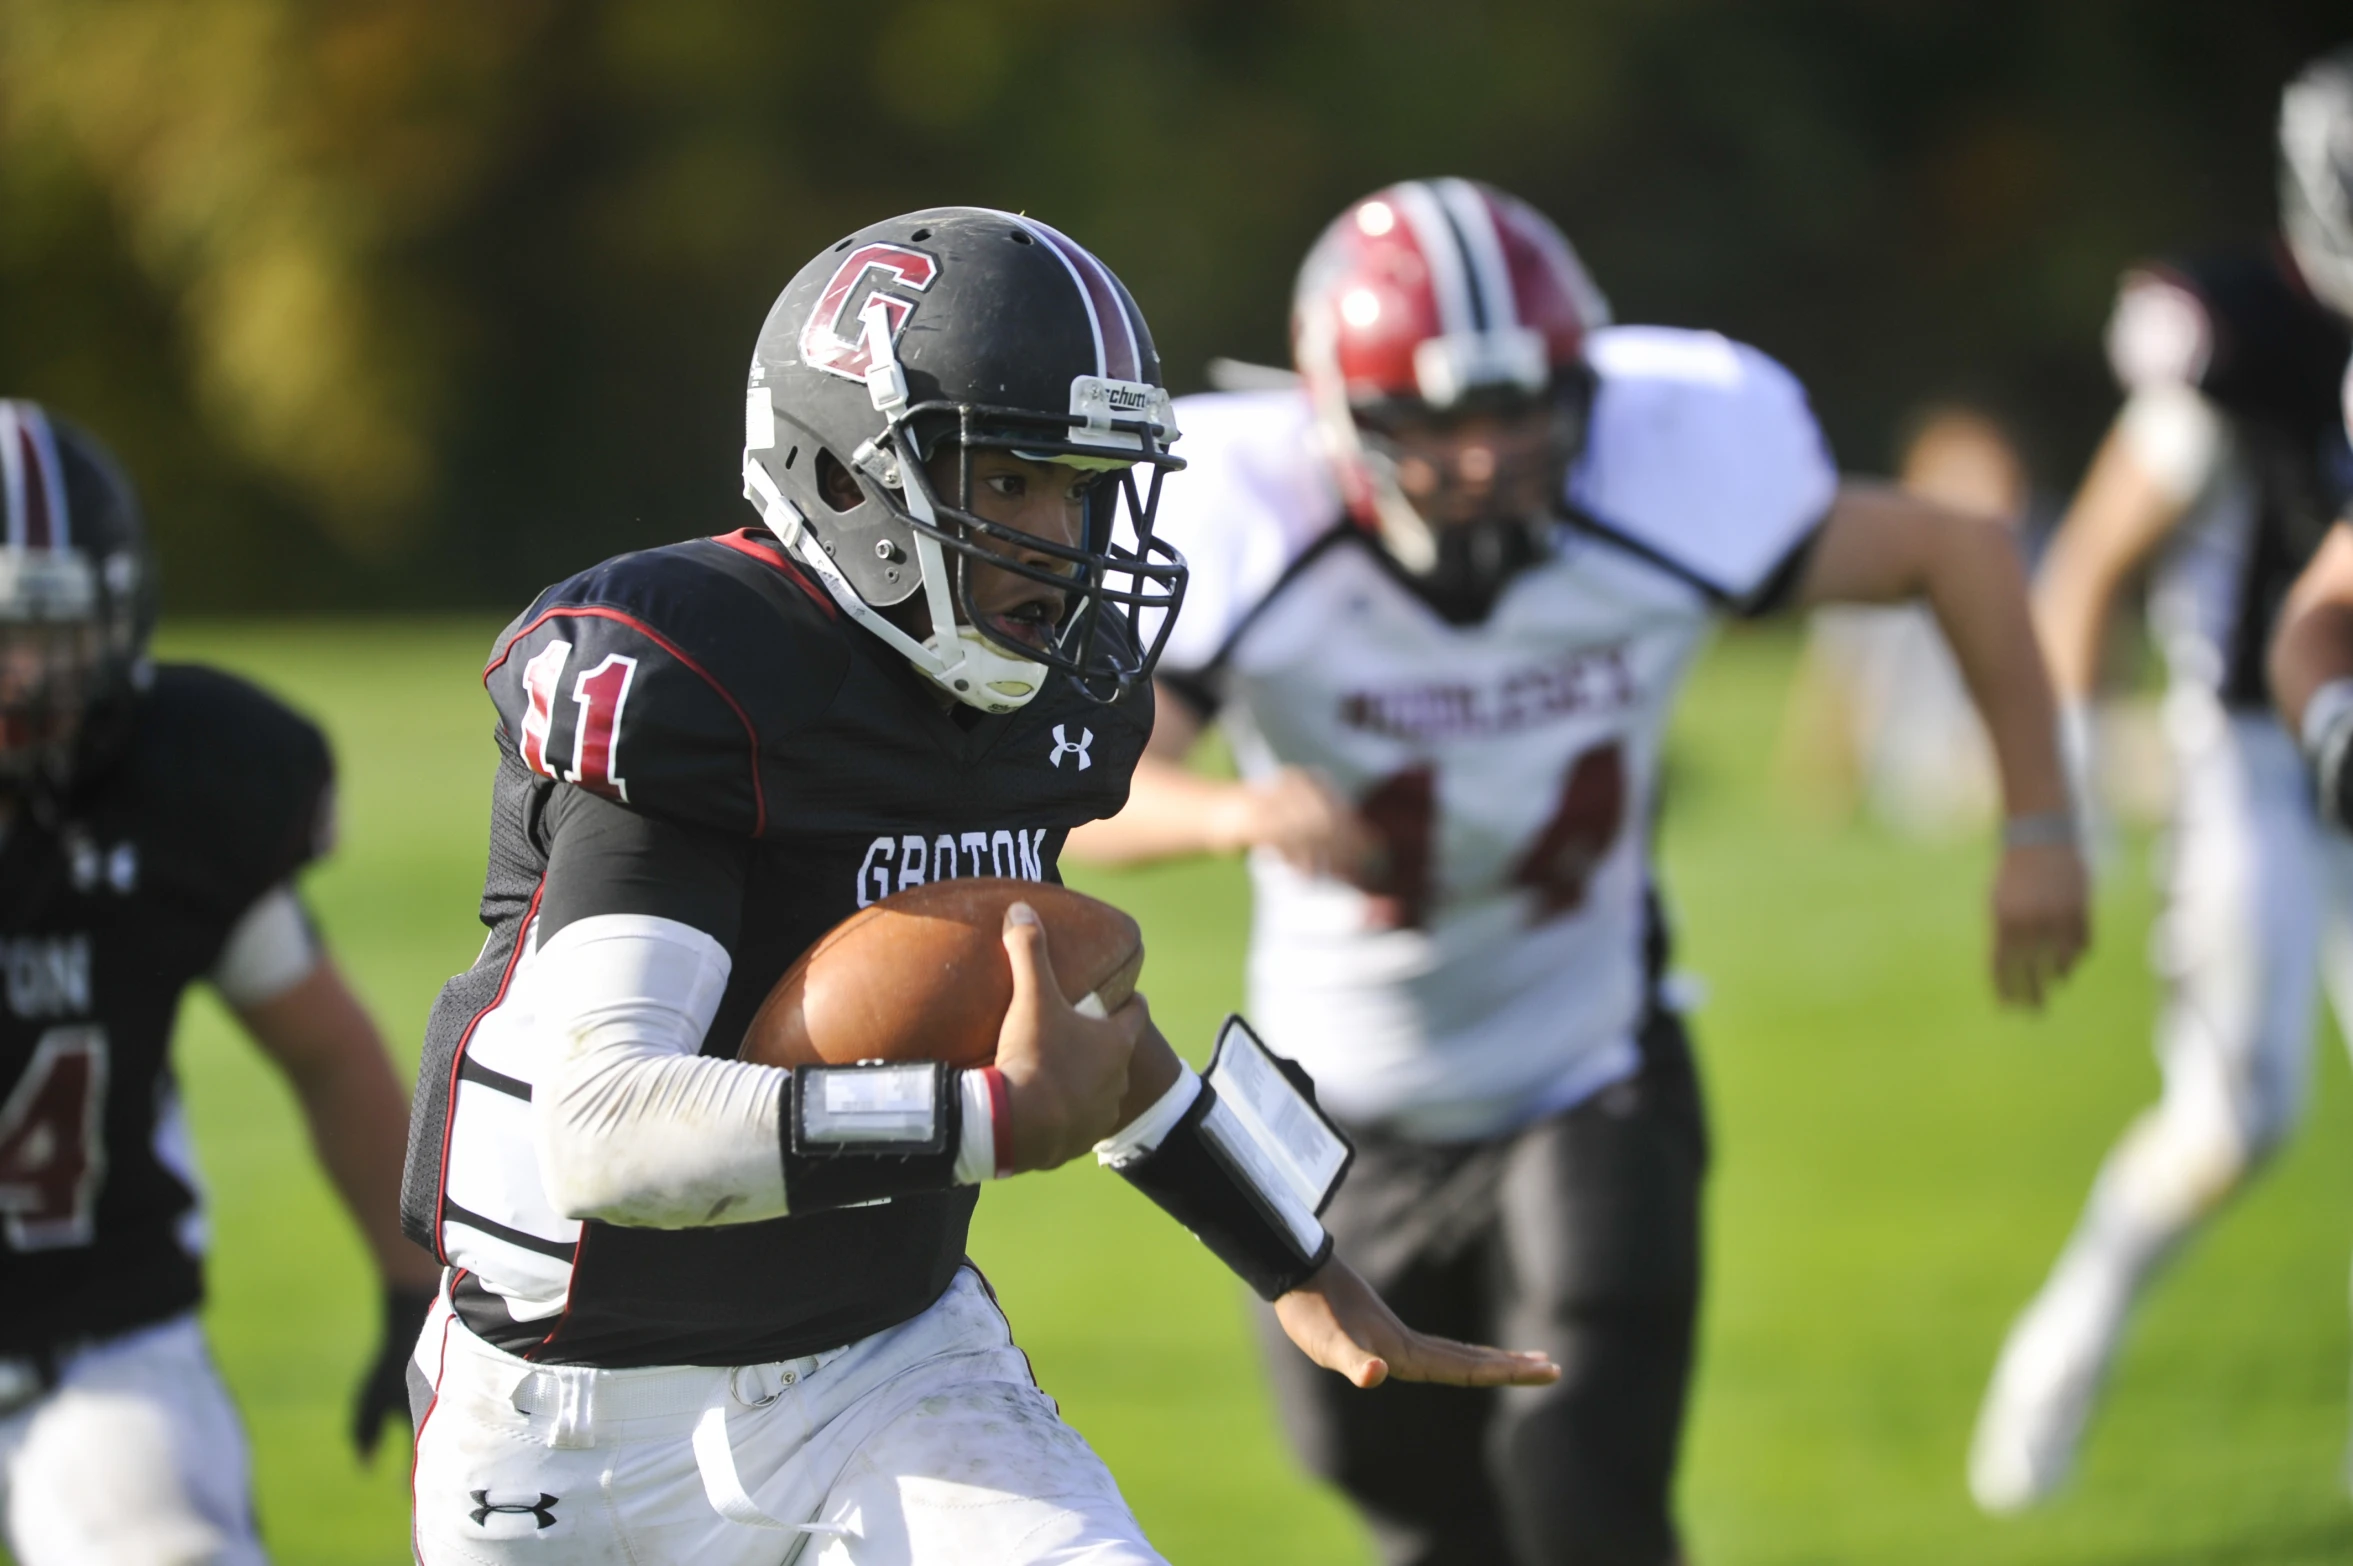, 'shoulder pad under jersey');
128,665,335,912
1152,390,1344,676
484,536,852,838
1569,326,1839,602
2107,249,2353,429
